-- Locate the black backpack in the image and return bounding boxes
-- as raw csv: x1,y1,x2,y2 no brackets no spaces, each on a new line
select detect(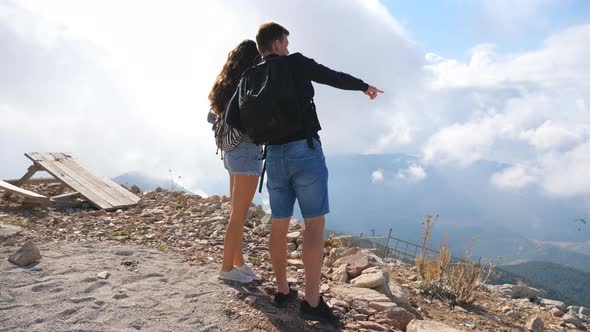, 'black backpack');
238,57,303,145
